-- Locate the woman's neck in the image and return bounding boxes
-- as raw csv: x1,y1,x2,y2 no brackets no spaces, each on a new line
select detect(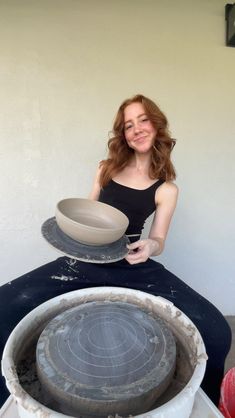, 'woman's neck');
129,153,151,174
